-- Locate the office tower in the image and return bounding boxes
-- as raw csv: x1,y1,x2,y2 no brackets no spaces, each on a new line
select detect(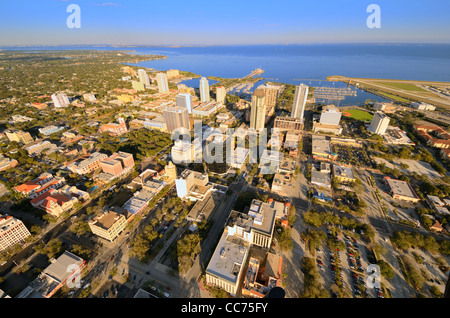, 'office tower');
156,72,169,94
0,214,31,252
250,89,266,130
216,86,226,104
176,93,194,114
162,107,190,133
369,111,390,135
319,105,342,126
258,84,279,108
51,93,70,108
291,84,309,121
138,69,151,87
199,77,210,102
